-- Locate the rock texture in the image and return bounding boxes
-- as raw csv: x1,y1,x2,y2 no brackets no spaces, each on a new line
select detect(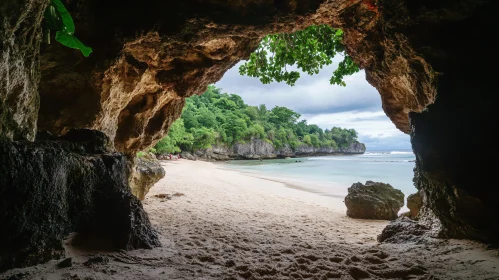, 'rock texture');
0,0,46,140
188,139,365,161
407,192,423,219
401,0,499,245
377,217,434,244
130,153,166,200
0,130,160,272
345,181,405,220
